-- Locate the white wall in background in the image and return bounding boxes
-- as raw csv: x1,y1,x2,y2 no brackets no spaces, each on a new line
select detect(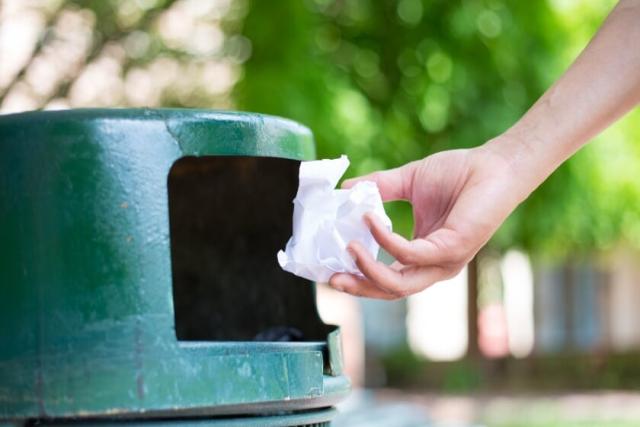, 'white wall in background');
609,248,640,351
501,250,535,358
406,267,468,361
